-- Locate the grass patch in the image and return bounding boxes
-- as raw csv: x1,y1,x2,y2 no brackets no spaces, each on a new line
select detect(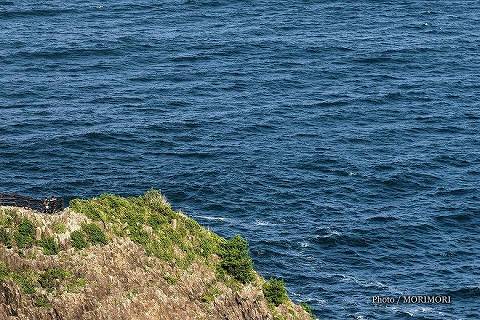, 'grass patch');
11,270,38,294
201,284,221,303
163,273,177,285
263,278,288,306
